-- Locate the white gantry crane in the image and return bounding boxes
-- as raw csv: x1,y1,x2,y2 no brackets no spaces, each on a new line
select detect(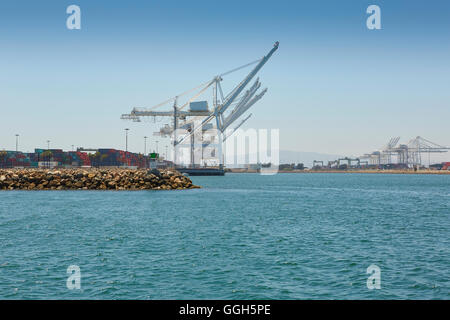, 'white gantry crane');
404,136,450,166
121,41,279,168
360,136,450,167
